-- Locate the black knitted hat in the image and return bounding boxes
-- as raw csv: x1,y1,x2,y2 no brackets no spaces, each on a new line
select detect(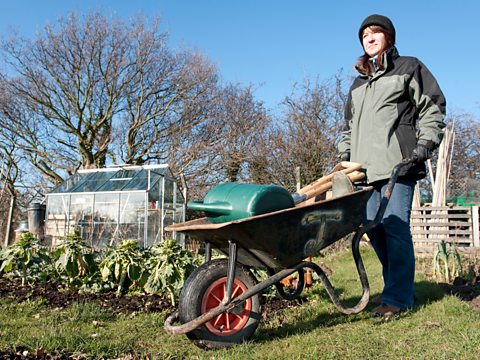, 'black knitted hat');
358,14,396,44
